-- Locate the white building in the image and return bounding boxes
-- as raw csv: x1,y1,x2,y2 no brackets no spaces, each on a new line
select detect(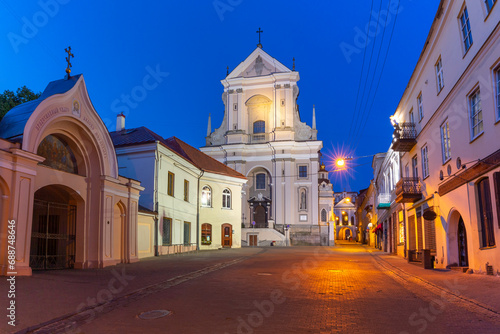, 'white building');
110,115,246,256
389,0,500,272
318,163,335,245
201,46,325,246
333,192,358,241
